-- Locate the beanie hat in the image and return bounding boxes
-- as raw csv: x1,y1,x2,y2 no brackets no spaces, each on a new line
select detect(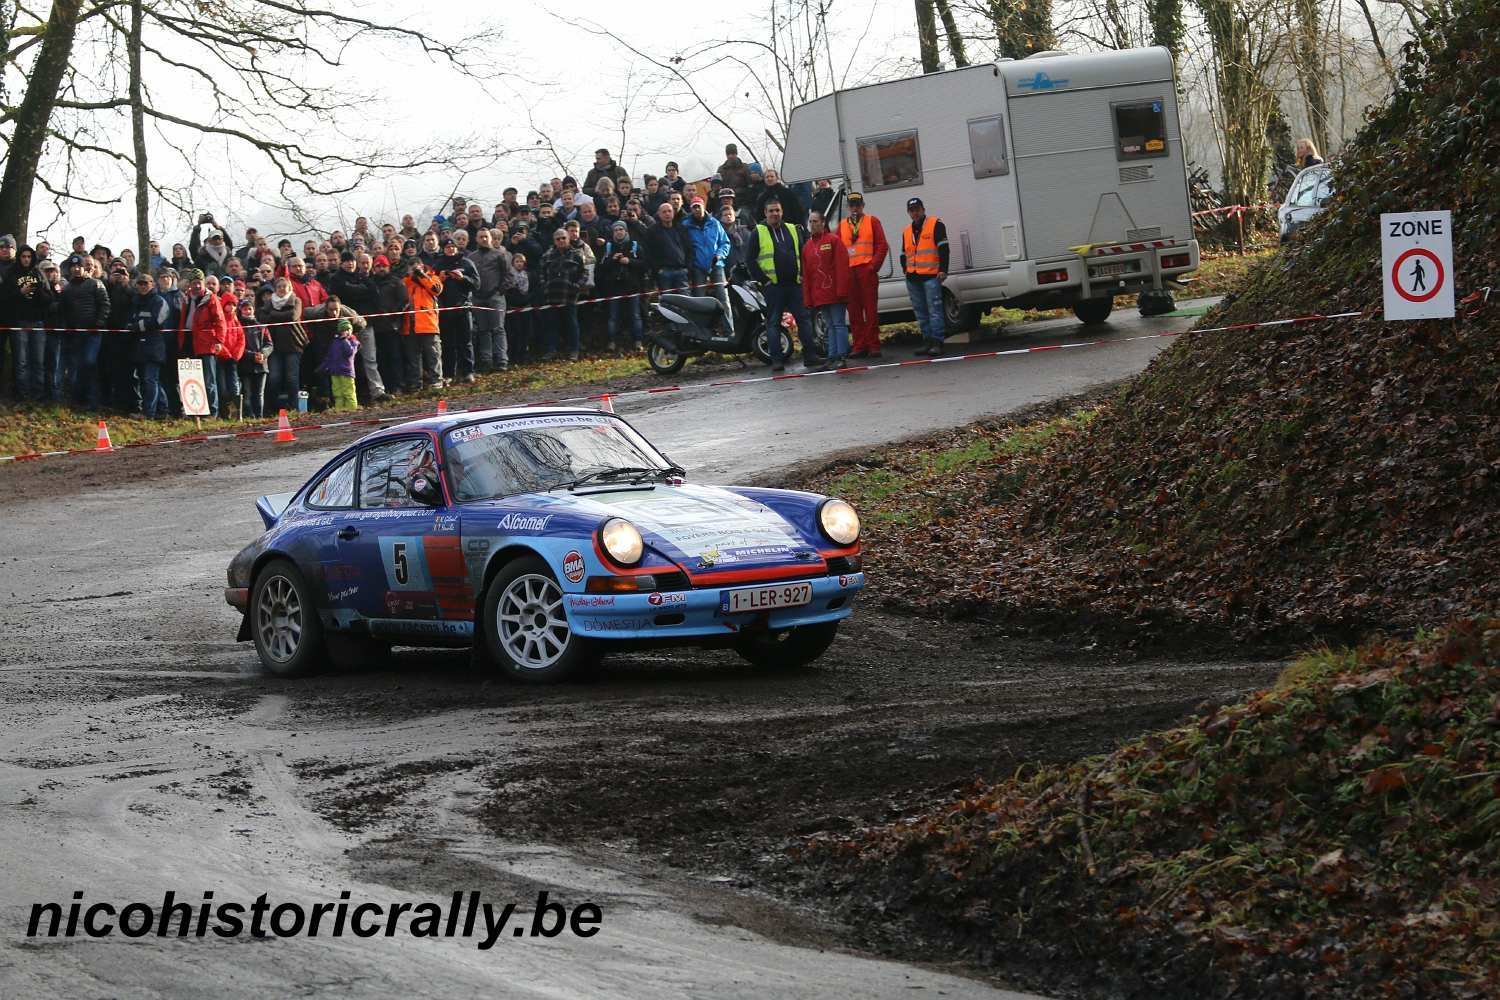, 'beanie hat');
337,318,353,333
0,234,15,248
748,162,763,174
372,254,390,267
